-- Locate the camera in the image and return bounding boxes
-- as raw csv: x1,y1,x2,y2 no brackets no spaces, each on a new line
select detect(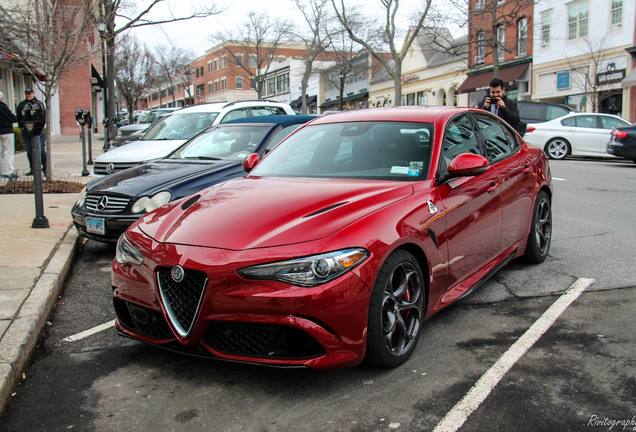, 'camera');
490,96,500,105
